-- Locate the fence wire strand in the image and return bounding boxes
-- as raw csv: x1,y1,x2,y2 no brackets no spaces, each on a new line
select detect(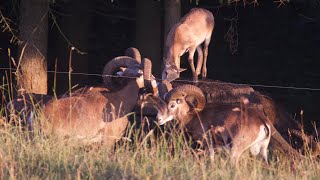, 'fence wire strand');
1,67,320,91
